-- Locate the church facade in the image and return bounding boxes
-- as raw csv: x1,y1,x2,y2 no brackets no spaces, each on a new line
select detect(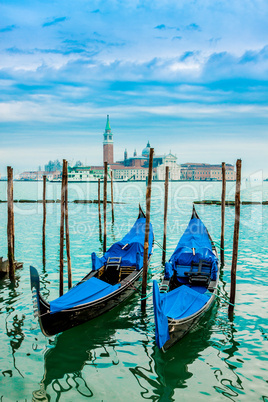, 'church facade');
106,116,181,181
